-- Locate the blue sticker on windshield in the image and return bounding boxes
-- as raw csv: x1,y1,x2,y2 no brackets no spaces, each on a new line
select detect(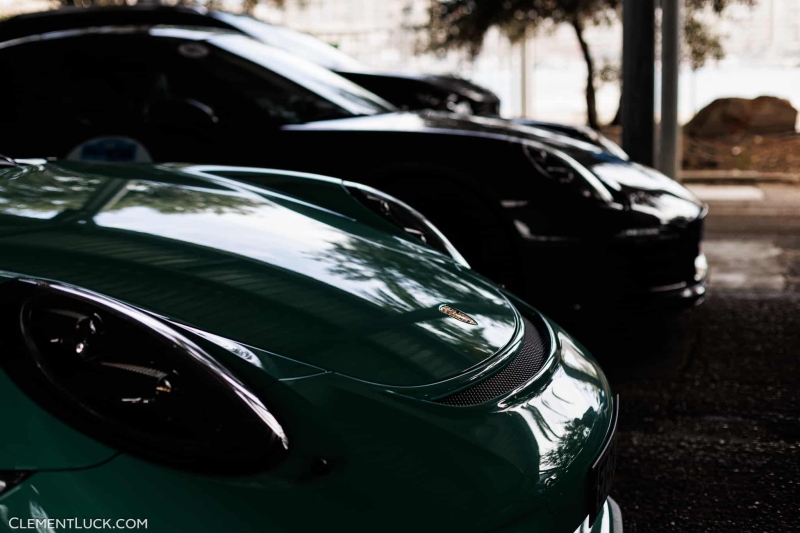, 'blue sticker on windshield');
81,138,136,162
67,137,153,163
